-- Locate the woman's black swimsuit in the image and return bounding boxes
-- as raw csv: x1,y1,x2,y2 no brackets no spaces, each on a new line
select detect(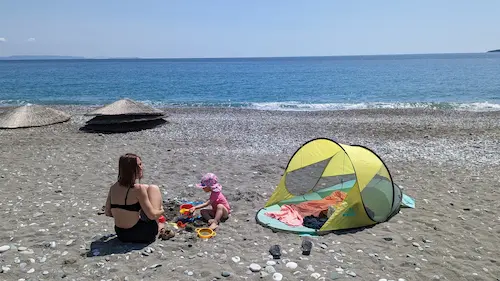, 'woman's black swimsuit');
111,187,158,243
